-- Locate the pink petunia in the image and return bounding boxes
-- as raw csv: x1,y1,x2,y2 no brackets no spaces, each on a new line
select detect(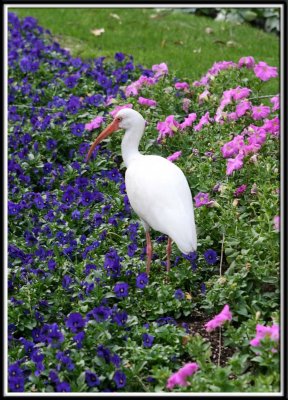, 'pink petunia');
250,323,279,348
166,363,199,390
242,143,261,156
110,104,133,117
166,372,187,390
226,153,244,175
238,56,255,69
233,184,247,197
167,151,182,162
270,94,279,111
194,192,210,208
205,305,232,332
125,83,139,97
221,134,245,158
221,141,239,158
125,75,156,97
254,61,278,81
138,97,157,107
85,116,105,131
214,106,225,123
220,89,235,108
152,62,168,78
175,81,189,90
193,60,236,88
198,89,210,104
251,105,270,120
232,86,251,101
180,113,197,130
262,116,280,137
273,215,280,232
236,100,251,118
182,98,191,113
156,115,179,142
194,112,211,131
227,112,238,121
248,130,267,146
